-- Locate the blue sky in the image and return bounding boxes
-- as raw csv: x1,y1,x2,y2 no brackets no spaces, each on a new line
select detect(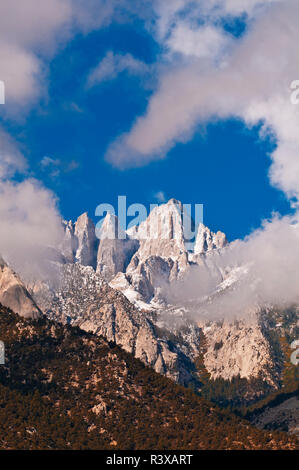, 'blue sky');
0,0,296,244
